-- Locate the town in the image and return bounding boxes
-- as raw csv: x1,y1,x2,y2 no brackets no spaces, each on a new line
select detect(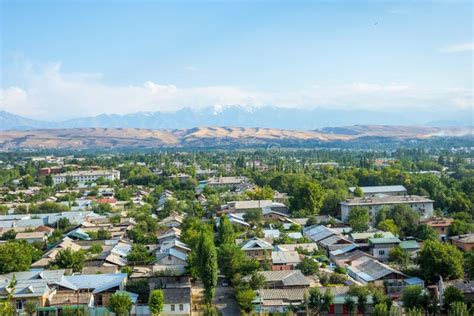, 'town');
0,147,472,316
